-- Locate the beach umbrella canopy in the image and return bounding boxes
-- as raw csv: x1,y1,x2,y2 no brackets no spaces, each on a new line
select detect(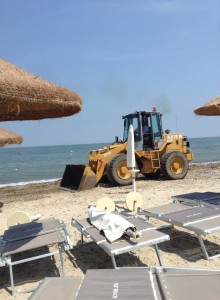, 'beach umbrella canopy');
0,58,82,121
194,96,220,116
0,128,23,147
